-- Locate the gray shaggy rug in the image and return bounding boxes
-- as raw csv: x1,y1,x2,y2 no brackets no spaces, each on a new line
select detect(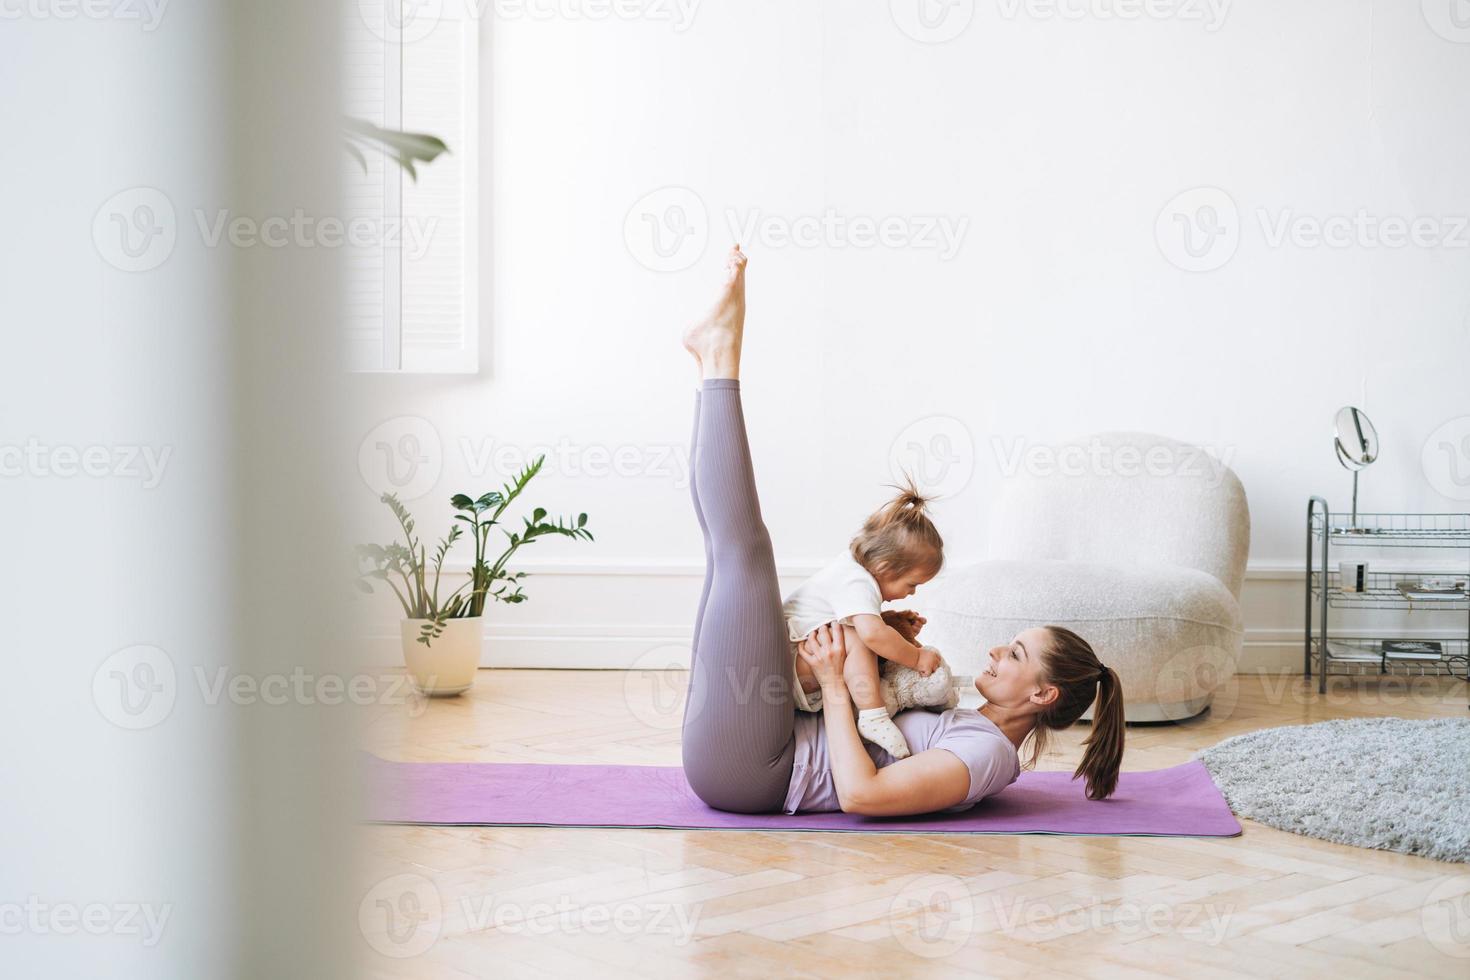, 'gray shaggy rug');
1193,717,1470,864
